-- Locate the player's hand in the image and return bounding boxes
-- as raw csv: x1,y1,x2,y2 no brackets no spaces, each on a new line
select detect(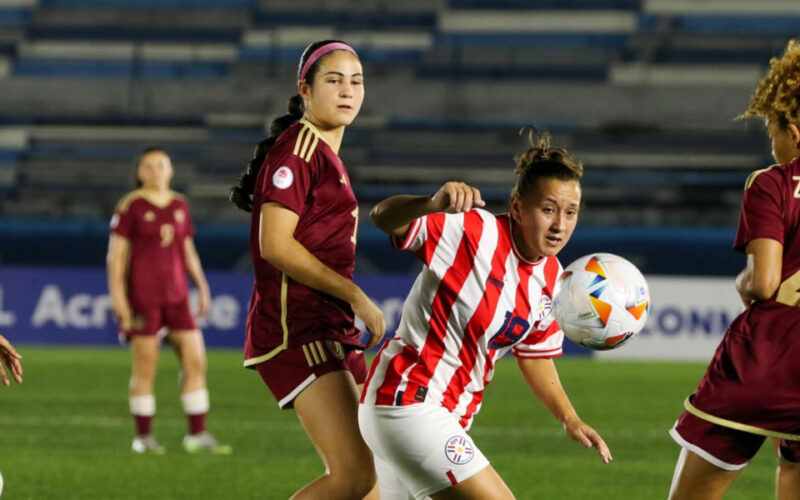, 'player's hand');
113,303,133,331
0,334,23,386
351,289,385,348
564,417,612,464
430,182,485,214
